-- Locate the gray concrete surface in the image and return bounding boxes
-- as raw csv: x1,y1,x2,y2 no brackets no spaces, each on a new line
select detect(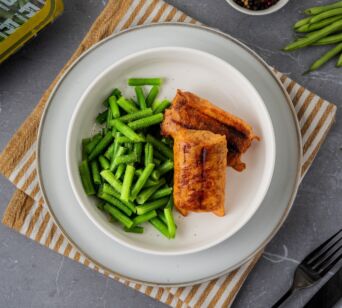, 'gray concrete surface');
0,0,341,307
